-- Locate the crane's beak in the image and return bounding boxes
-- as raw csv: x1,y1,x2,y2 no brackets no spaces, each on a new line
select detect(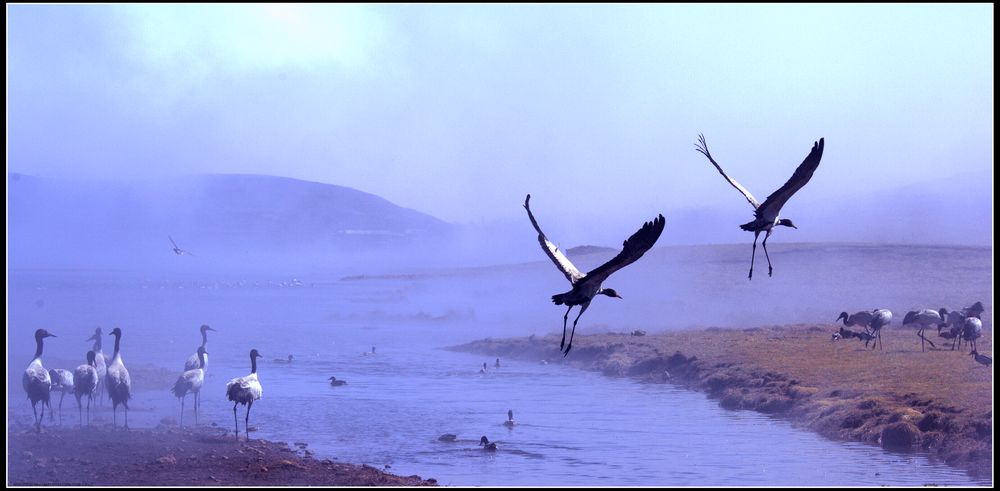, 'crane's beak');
207,326,217,332
614,293,624,299
48,333,57,338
